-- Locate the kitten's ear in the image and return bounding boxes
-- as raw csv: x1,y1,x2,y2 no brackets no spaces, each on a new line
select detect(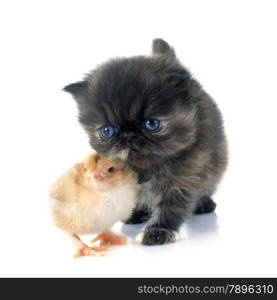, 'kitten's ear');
152,38,175,59
63,81,89,98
